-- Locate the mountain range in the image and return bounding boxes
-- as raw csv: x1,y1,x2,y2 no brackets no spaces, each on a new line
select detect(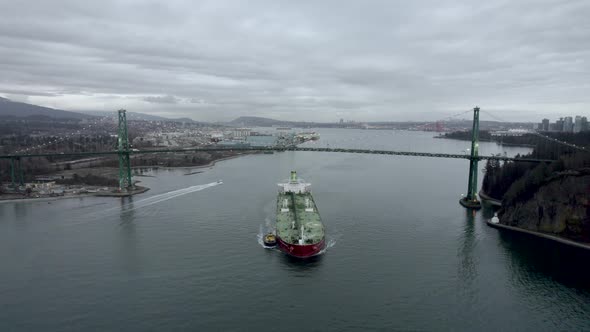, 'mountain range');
0,97,92,119
0,97,530,129
0,98,292,127
228,116,331,127
81,110,196,123
0,97,198,123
